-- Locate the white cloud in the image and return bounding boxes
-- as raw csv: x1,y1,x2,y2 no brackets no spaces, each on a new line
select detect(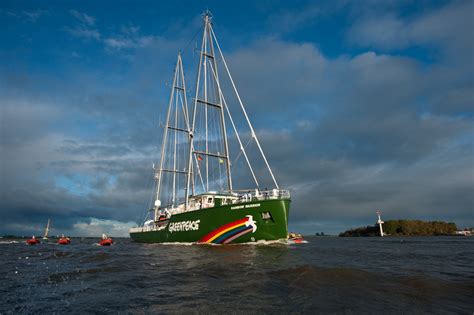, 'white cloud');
72,218,137,237
69,9,96,26
103,38,134,49
65,25,101,40
120,25,140,36
66,10,100,41
104,26,157,50
65,20,158,51
0,9,48,21
22,10,48,22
